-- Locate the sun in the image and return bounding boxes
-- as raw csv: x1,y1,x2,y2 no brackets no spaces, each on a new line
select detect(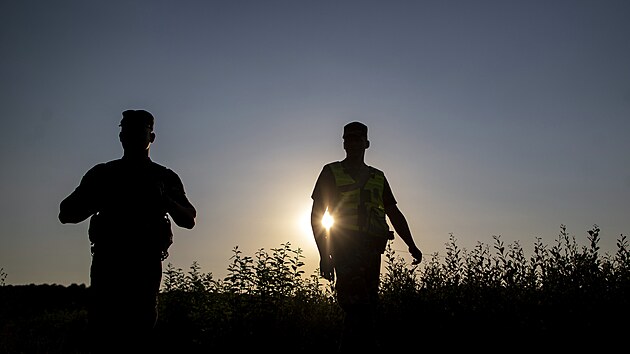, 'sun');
322,210,334,230
299,206,334,237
